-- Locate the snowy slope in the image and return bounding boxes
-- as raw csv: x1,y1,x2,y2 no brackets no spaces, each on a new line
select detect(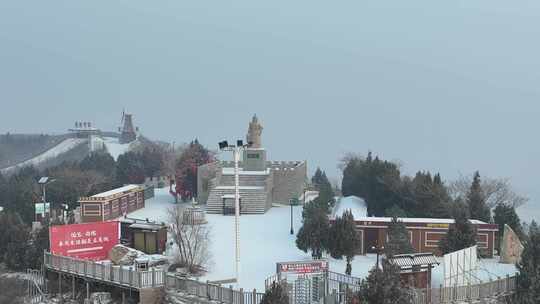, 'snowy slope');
332,196,368,219
0,138,86,174
102,137,133,160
